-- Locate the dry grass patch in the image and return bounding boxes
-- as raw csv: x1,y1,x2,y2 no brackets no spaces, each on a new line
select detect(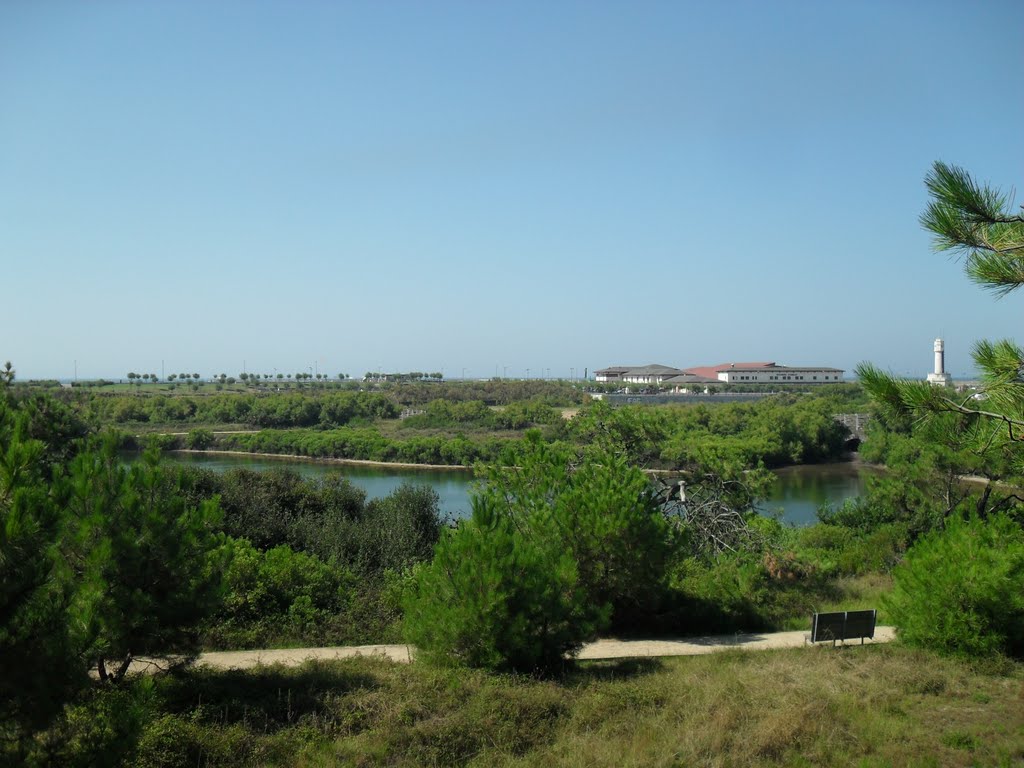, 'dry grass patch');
103,646,1024,767
485,646,1024,768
